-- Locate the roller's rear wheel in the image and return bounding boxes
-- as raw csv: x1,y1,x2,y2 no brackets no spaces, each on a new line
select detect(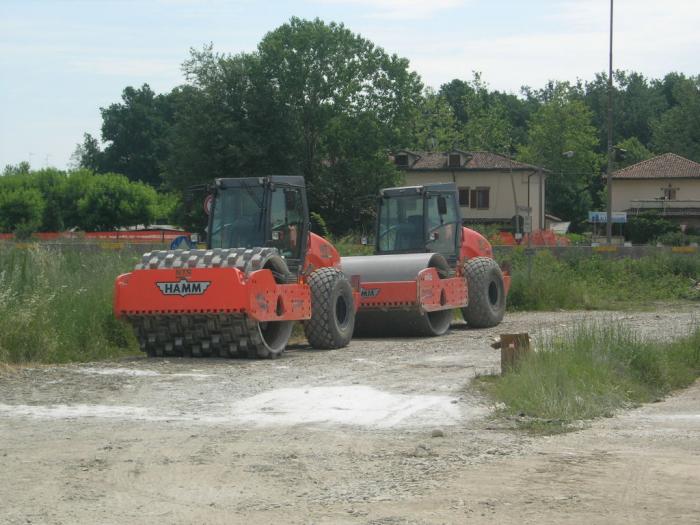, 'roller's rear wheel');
304,268,355,349
461,257,506,328
130,247,294,359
